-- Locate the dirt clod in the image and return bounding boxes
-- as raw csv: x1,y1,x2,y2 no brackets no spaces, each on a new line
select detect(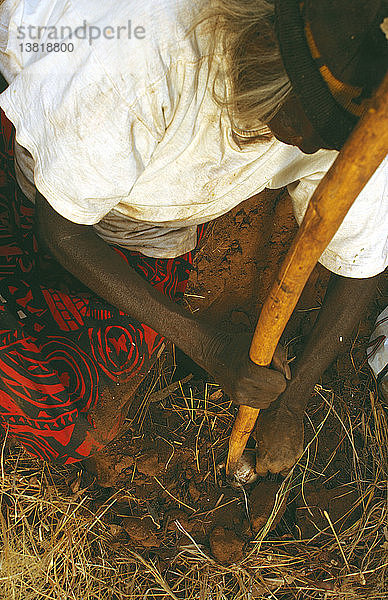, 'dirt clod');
114,456,134,472
249,481,288,532
122,516,160,548
165,509,194,533
82,451,121,487
107,524,125,539
209,526,245,564
188,481,201,502
136,450,165,477
295,484,360,539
